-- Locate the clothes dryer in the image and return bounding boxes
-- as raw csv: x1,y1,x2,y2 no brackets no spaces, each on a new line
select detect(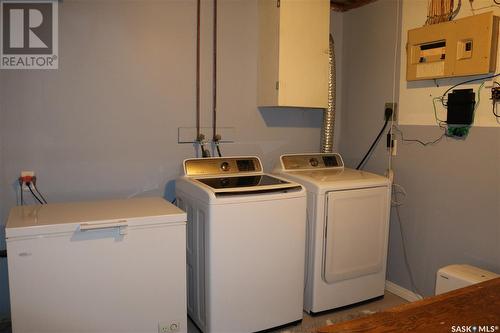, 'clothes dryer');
275,153,391,314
